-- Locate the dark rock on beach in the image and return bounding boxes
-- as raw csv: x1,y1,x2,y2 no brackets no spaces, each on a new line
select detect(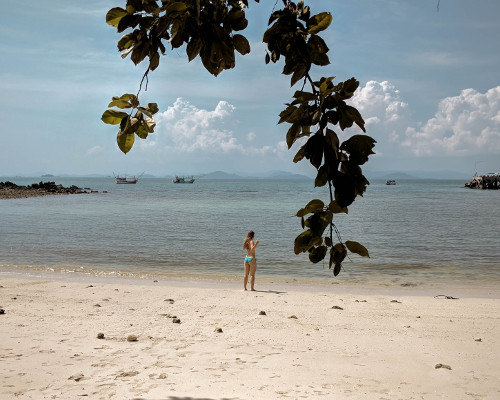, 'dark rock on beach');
0,181,97,199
